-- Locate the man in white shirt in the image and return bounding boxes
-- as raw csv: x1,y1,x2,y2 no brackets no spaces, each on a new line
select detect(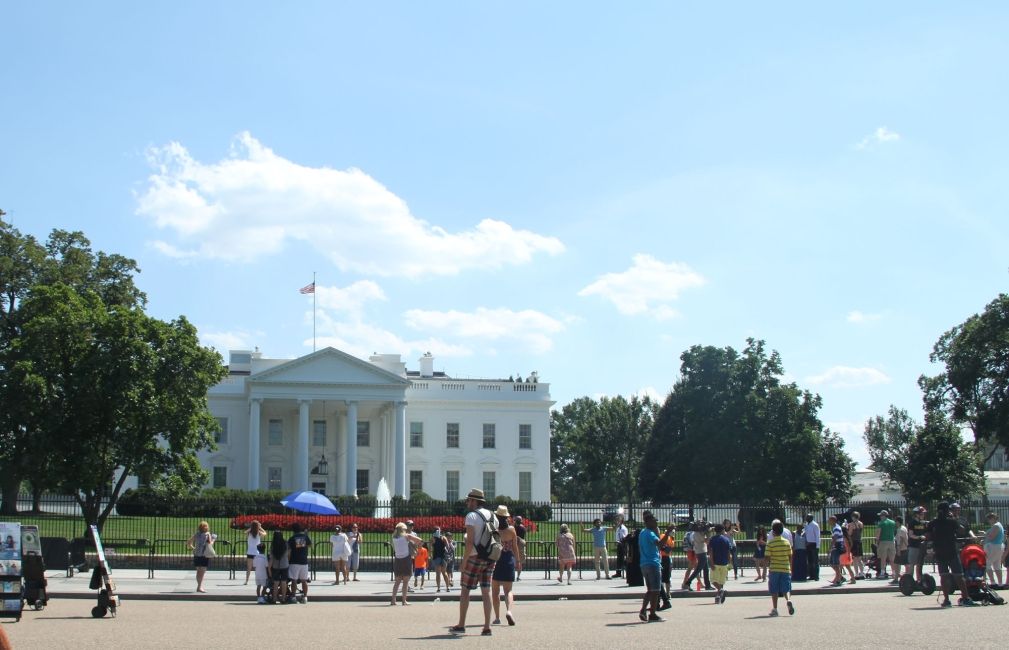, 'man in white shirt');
451,488,496,637
803,515,820,581
614,514,629,578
